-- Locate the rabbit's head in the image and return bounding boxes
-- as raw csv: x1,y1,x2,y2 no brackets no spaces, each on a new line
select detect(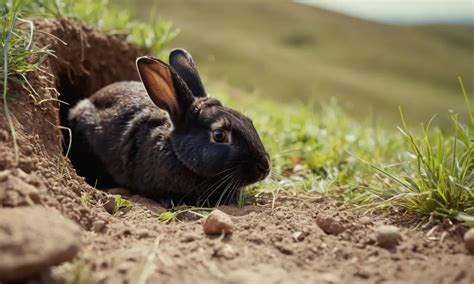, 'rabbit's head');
136,49,271,188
